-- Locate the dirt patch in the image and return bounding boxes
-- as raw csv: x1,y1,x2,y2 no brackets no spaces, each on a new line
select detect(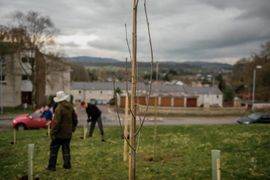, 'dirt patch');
143,155,164,162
